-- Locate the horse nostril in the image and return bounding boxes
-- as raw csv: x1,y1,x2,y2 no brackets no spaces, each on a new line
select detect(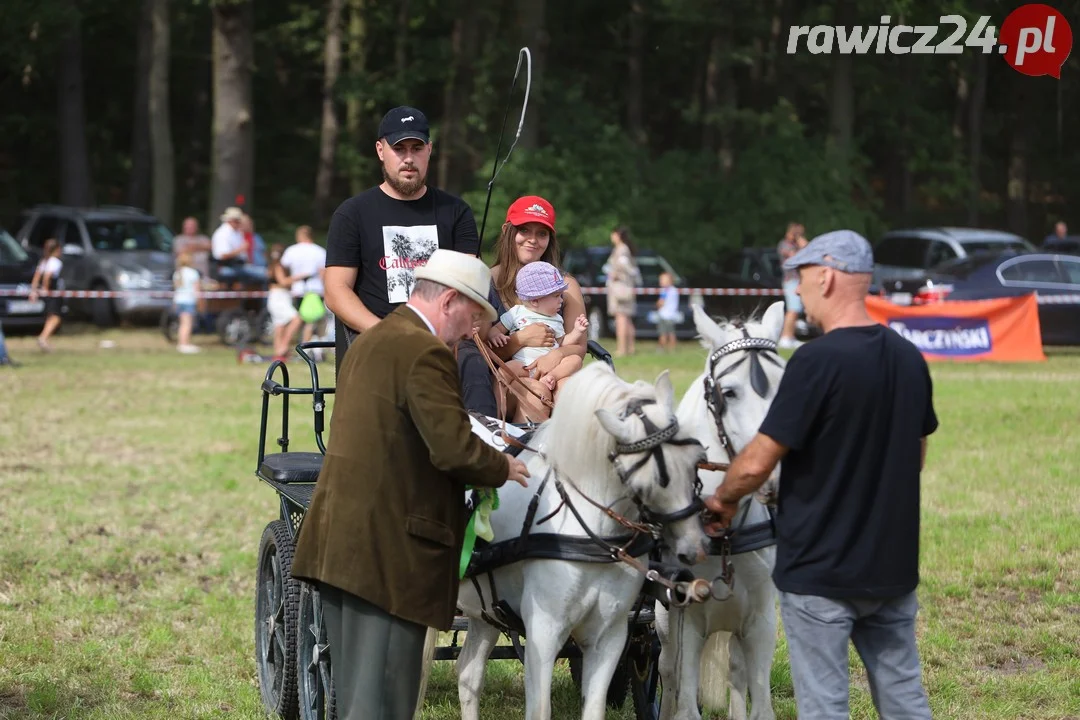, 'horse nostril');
677,553,692,565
